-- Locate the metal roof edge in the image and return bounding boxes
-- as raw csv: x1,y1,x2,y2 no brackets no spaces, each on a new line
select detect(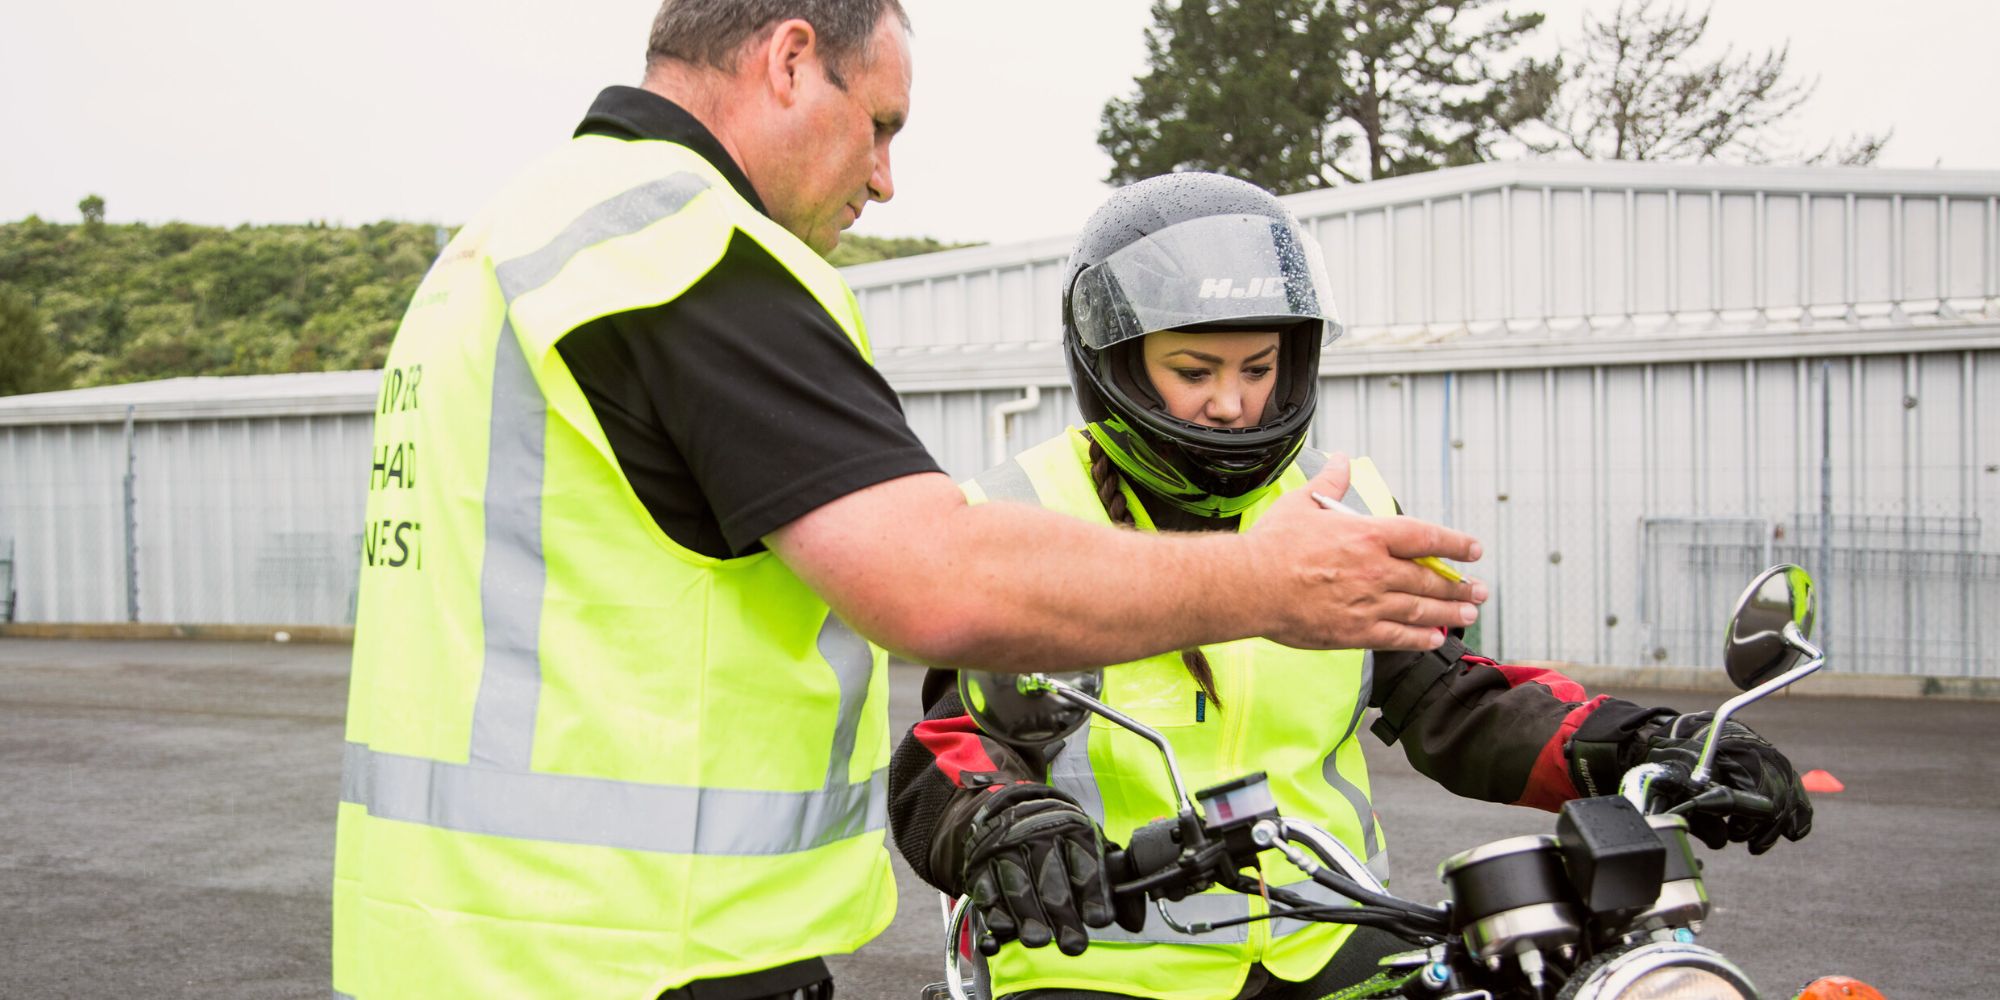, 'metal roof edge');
1275,161,2000,219
1319,319,2000,375
839,232,1077,289
837,162,2000,291
0,376,382,427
